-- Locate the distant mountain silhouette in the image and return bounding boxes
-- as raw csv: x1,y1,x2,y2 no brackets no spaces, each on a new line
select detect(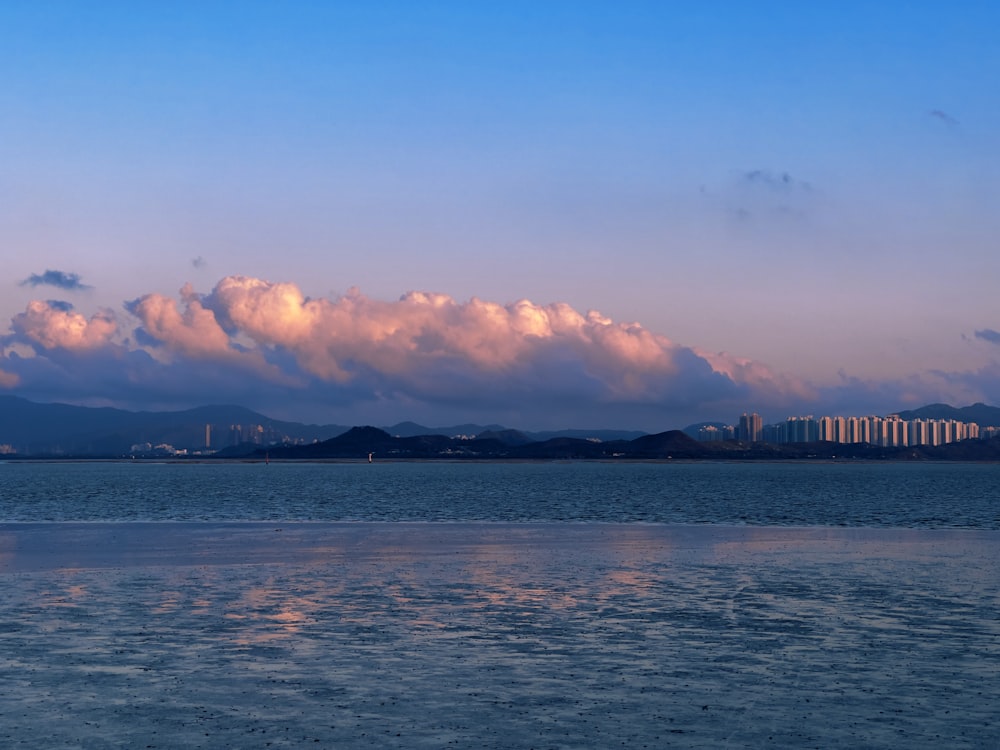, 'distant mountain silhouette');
255,429,706,461
0,396,349,456
526,428,647,442
627,430,706,458
0,397,645,456
3,395,1000,459
475,429,534,446
384,421,507,438
247,428,1000,462
382,422,643,442
509,437,623,459
266,425,474,460
894,402,1000,427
